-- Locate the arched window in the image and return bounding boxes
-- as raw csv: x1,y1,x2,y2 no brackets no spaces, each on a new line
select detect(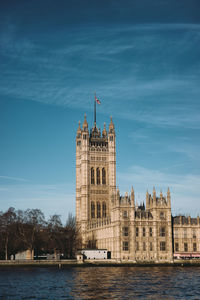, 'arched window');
96,168,100,185
91,202,95,219
97,202,101,218
91,168,94,185
102,168,106,185
102,202,106,218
